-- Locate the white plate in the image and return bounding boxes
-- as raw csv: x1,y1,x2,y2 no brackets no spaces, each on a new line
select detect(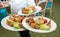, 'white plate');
18,6,42,16
22,16,57,33
1,16,26,31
